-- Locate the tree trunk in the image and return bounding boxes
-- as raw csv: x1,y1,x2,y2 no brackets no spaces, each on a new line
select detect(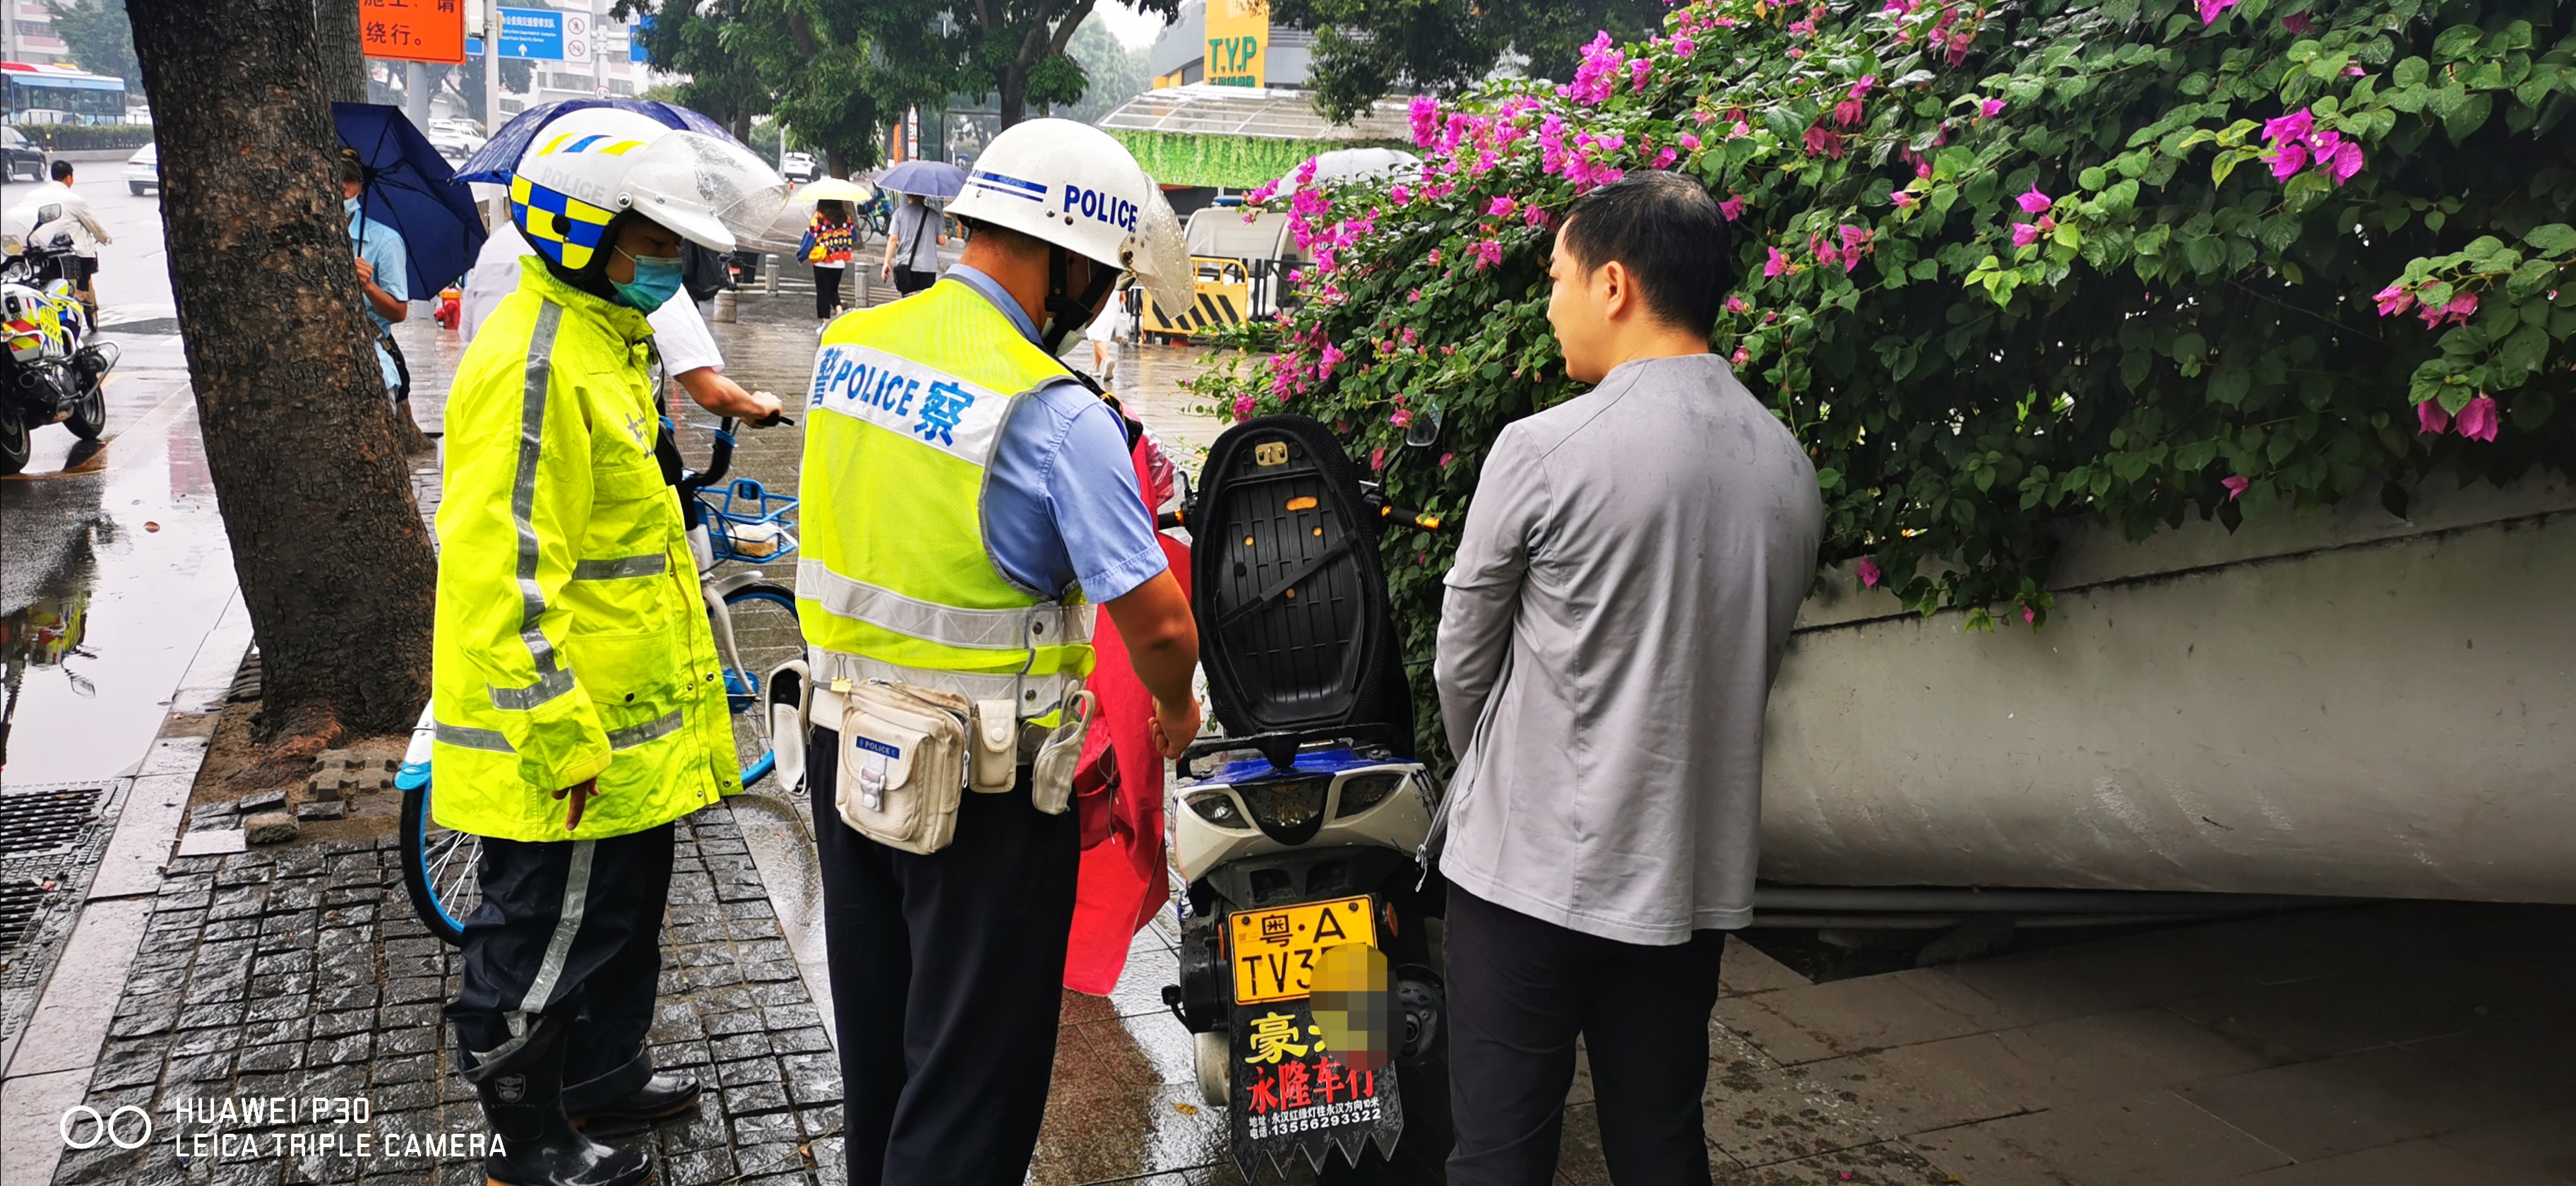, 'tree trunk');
129,0,439,749
312,0,369,105
998,71,1027,128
